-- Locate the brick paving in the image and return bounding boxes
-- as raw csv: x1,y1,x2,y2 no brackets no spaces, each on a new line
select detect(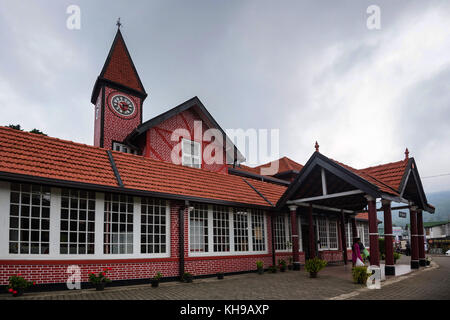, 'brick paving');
348,256,450,300
0,256,448,300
